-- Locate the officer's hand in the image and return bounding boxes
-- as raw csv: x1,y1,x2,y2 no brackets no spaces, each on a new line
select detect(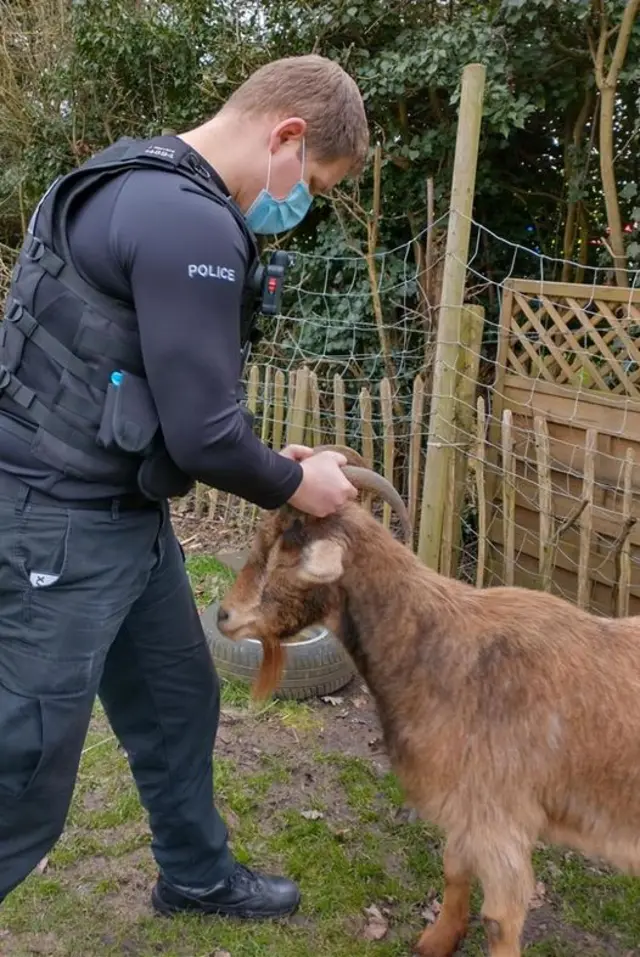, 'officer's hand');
279,444,315,463
287,450,358,518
